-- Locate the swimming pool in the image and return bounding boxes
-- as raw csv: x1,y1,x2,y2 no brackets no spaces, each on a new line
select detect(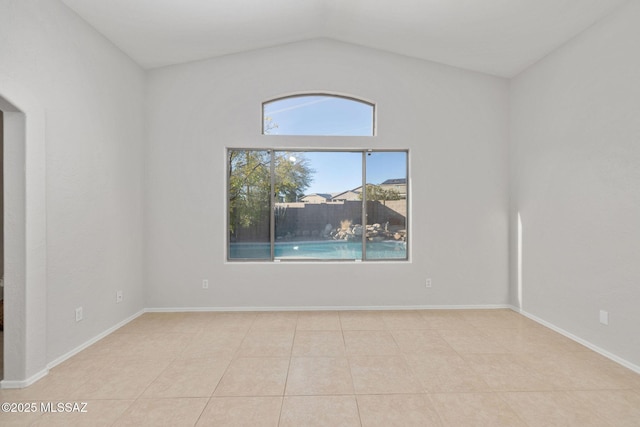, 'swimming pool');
229,240,407,260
